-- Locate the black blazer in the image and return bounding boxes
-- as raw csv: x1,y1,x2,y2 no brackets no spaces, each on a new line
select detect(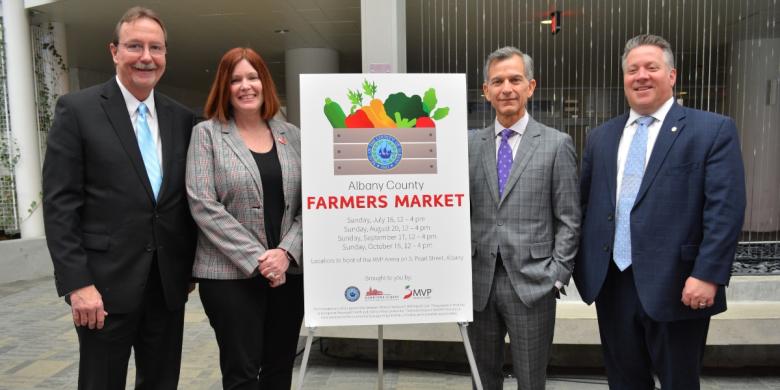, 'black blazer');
43,78,197,313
